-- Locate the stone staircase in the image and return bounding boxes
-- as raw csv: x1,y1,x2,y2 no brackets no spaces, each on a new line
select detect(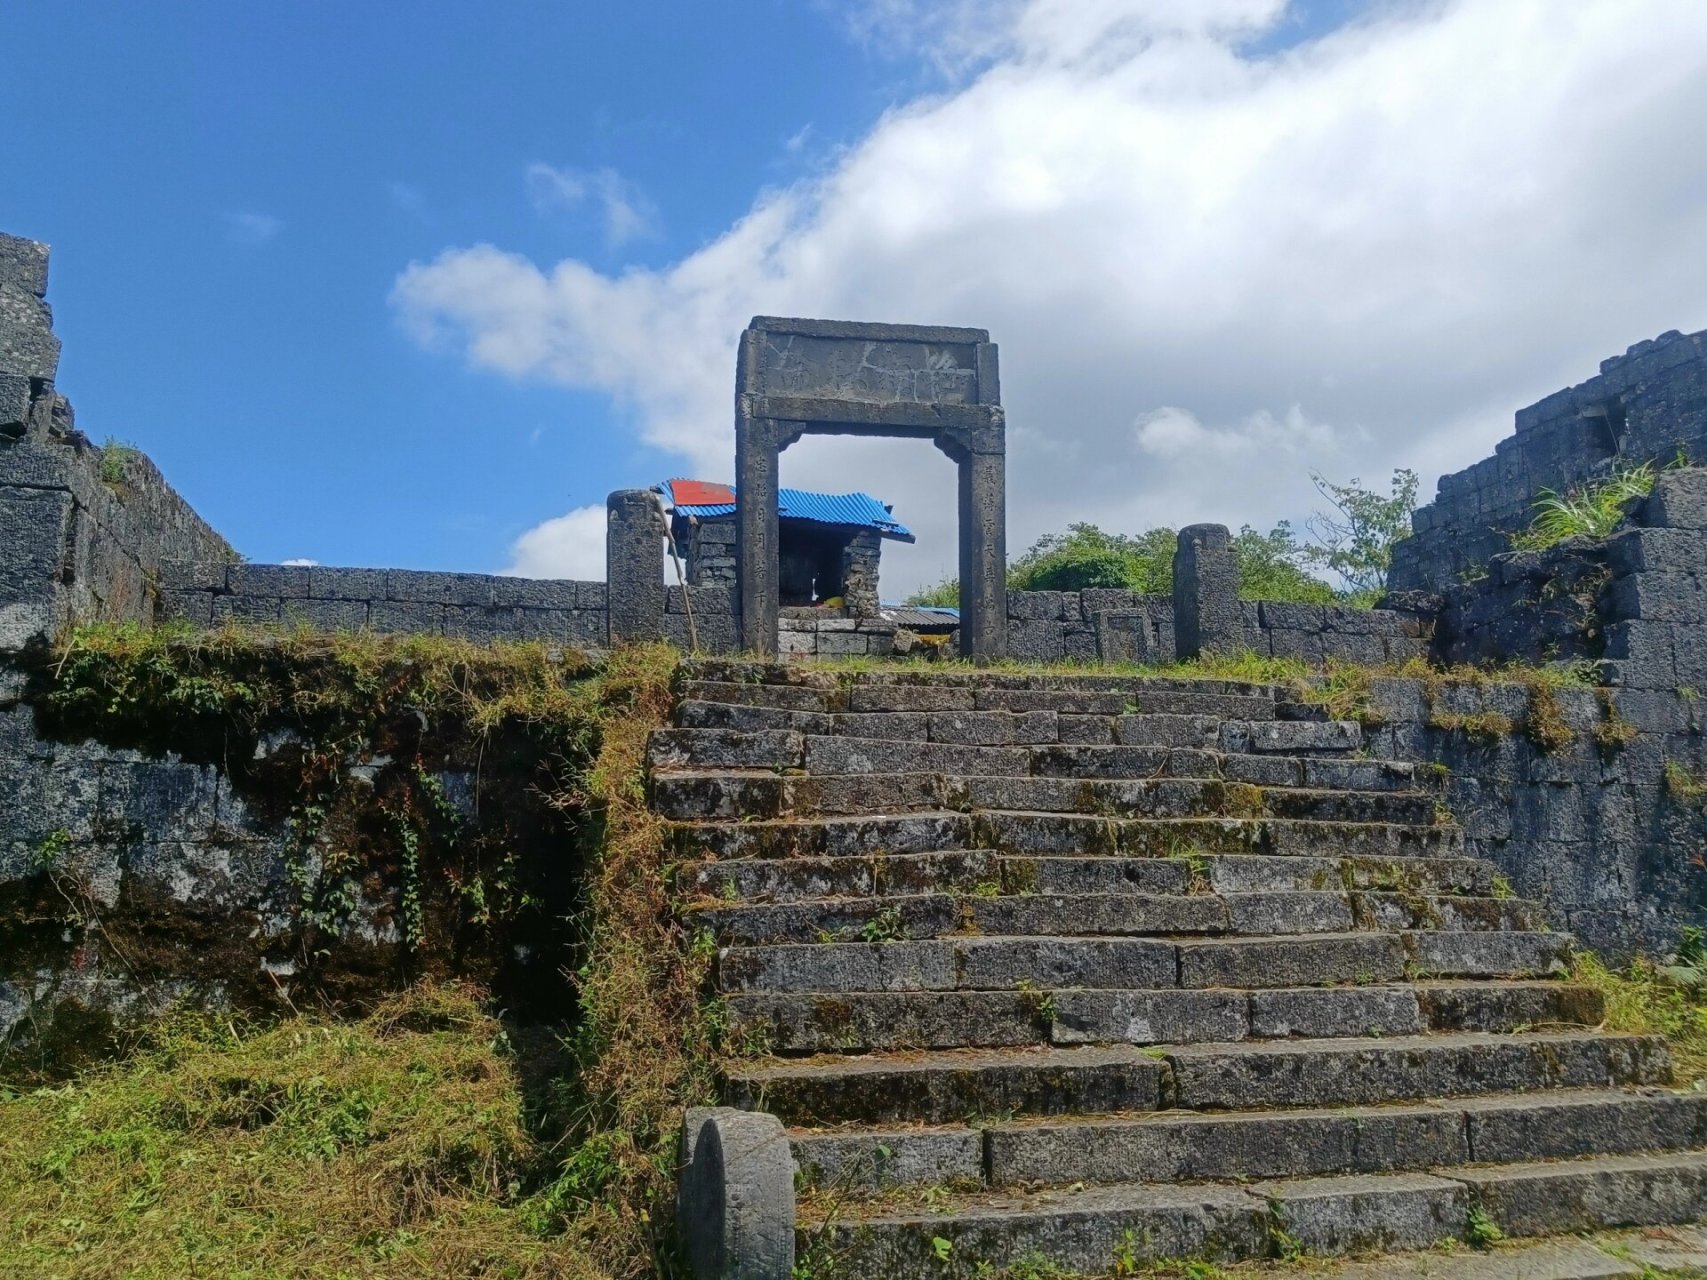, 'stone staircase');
656,661,1707,1277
